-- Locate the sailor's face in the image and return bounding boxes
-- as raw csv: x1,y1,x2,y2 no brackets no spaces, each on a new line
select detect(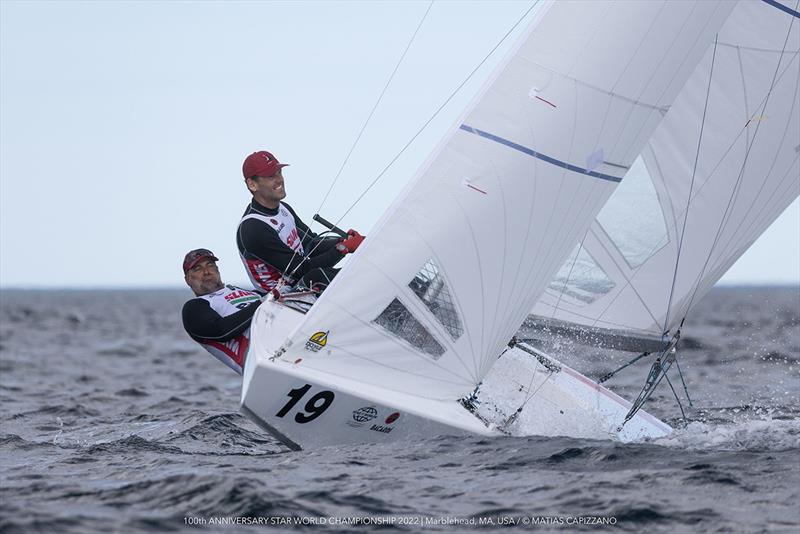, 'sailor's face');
248,169,287,207
185,259,223,296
